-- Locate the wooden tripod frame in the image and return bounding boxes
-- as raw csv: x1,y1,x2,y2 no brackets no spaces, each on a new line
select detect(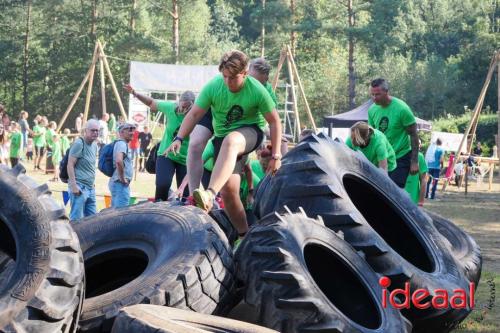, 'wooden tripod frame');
56,40,128,132
443,50,500,191
271,45,317,139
